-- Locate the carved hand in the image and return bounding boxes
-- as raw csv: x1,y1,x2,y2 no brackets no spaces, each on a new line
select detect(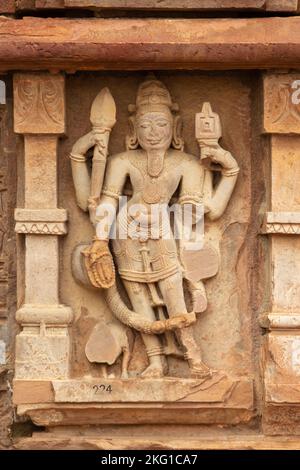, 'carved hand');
200,144,238,173
81,239,115,289
71,130,108,158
